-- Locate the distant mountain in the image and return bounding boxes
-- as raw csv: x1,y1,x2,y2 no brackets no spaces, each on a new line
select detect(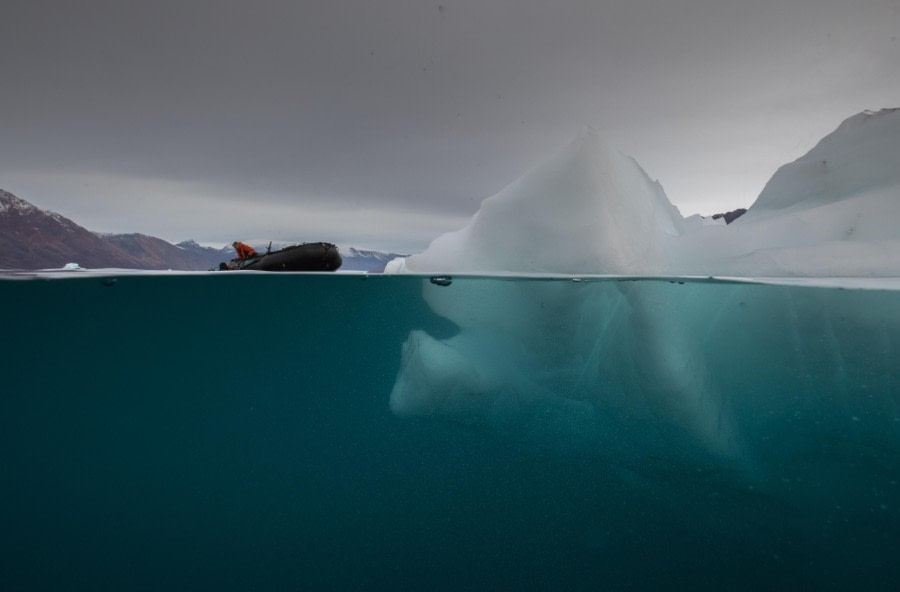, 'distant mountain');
99,233,230,271
0,189,143,270
174,240,235,269
0,189,402,271
339,246,407,272
710,208,747,224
